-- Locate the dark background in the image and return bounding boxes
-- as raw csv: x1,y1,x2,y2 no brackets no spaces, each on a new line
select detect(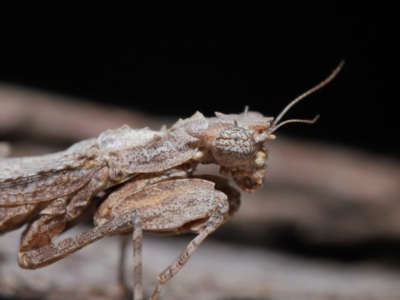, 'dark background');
0,2,398,158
